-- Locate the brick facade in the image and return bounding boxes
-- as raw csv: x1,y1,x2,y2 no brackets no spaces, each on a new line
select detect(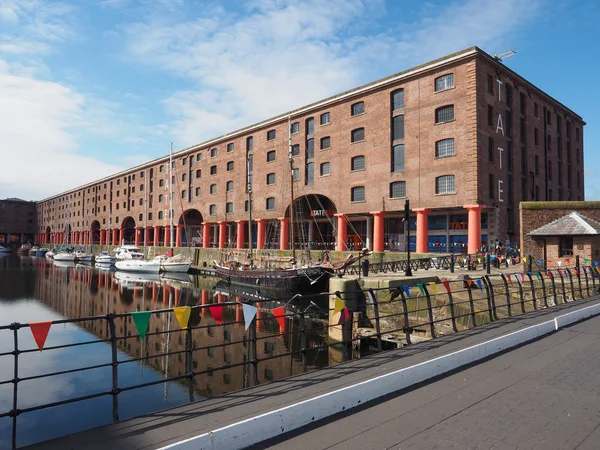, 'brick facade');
0,198,36,246
35,47,585,254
